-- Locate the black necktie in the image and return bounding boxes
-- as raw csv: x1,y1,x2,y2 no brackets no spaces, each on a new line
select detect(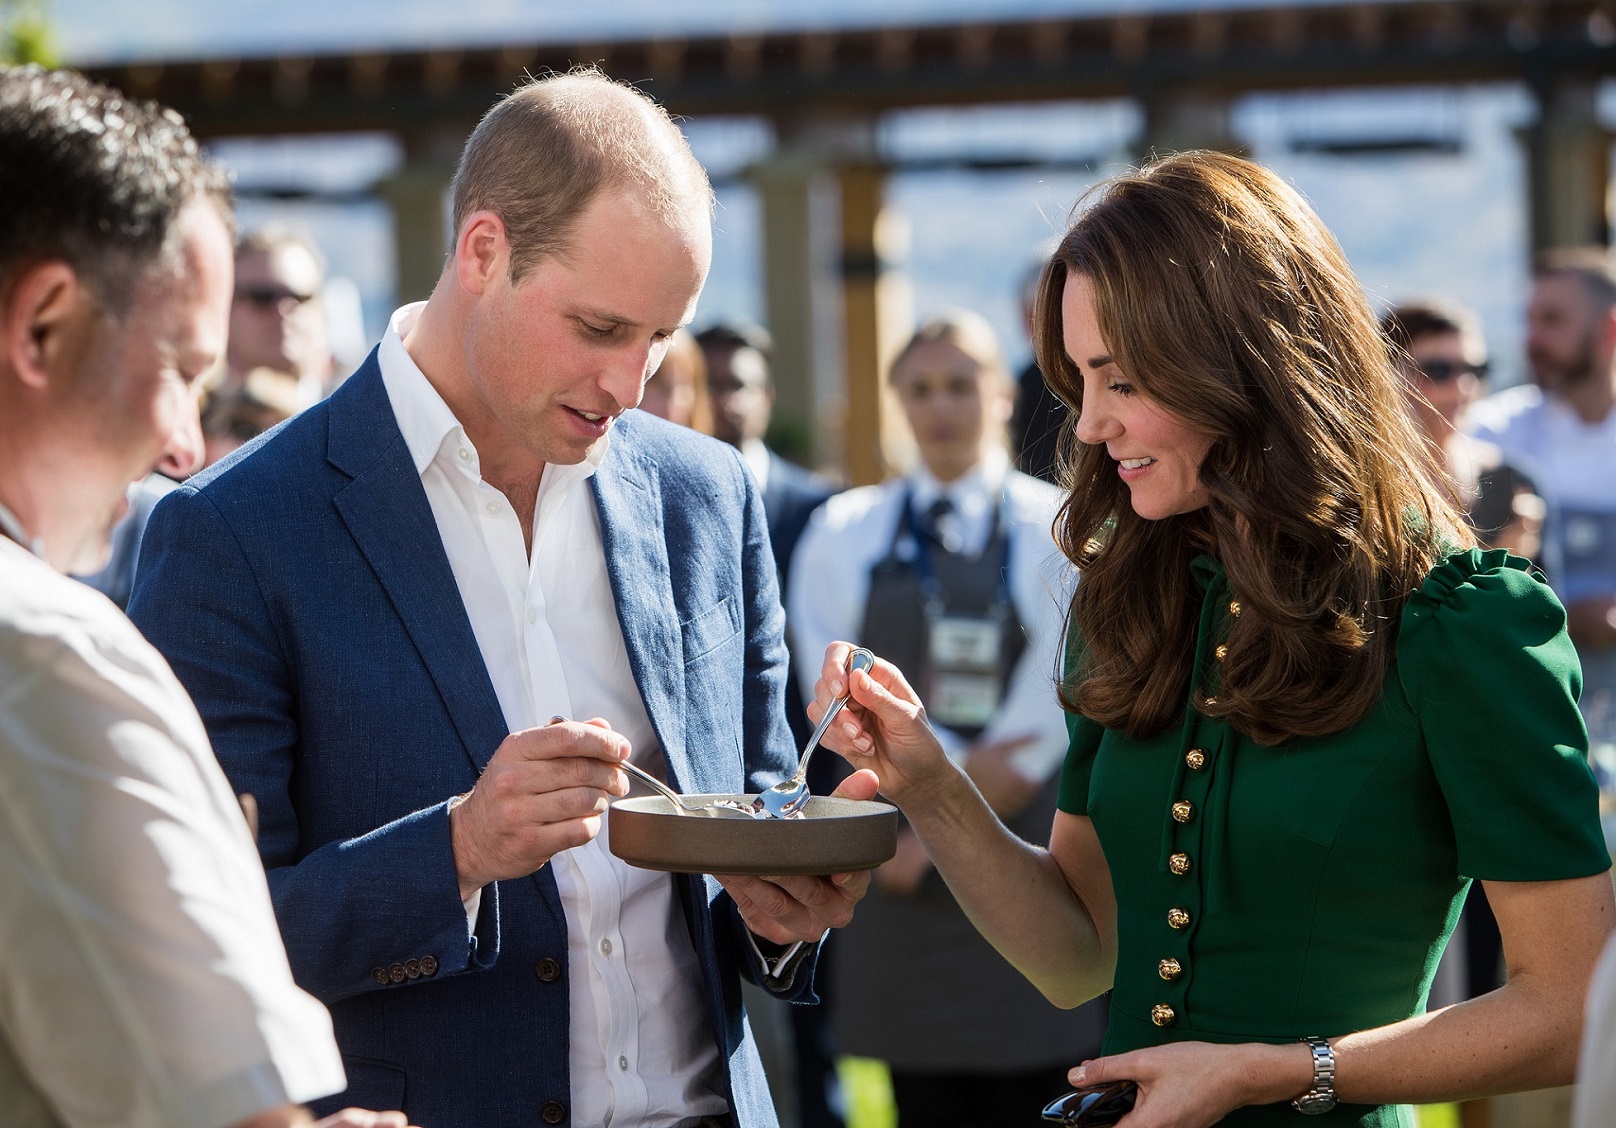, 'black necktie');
922,496,962,554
